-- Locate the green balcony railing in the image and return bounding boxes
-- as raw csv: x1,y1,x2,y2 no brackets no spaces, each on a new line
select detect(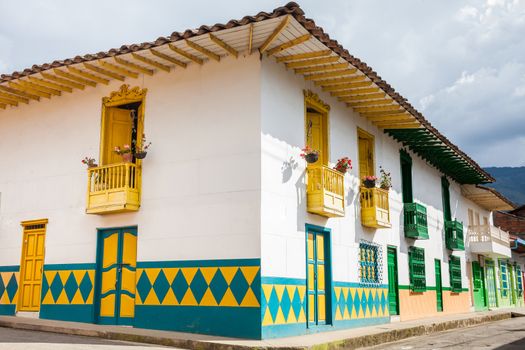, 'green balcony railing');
404,203,429,239
445,220,464,251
